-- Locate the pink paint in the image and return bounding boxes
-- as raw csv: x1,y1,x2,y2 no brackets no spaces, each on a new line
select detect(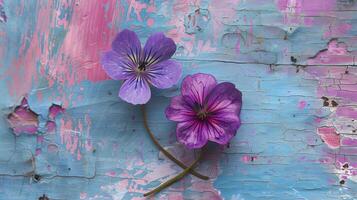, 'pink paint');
235,33,241,54
335,90,357,102
336,107,357,119
47,144,59,153
37,91,43,102
305,36,357,184
7,98,39,136
105,171,117,177
77,149,81,160
167,0,239,56
277,0,335,25
101,178,149,198
127,0,148,21
46,0,122,92
45,121,56,133
101,143,223,198
60,118,75,152
323,23,352,39
241,155,250,163
167,193,184,200
35,148,42,156
37,135,44,143
59,113,92,160
241,155,257,163
277,0,336,26
314,117,322,124
84,114,93,151
48,104,64,120
209,0,240,41
80,192,87,199
307,39,354,65
166,0,197,55
5,1,54,98
298,100,307,109
147,18,154,27
317,127,340,148
248,19,254,46
341,137,357,146
4,1,123,113
196,40,216,53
